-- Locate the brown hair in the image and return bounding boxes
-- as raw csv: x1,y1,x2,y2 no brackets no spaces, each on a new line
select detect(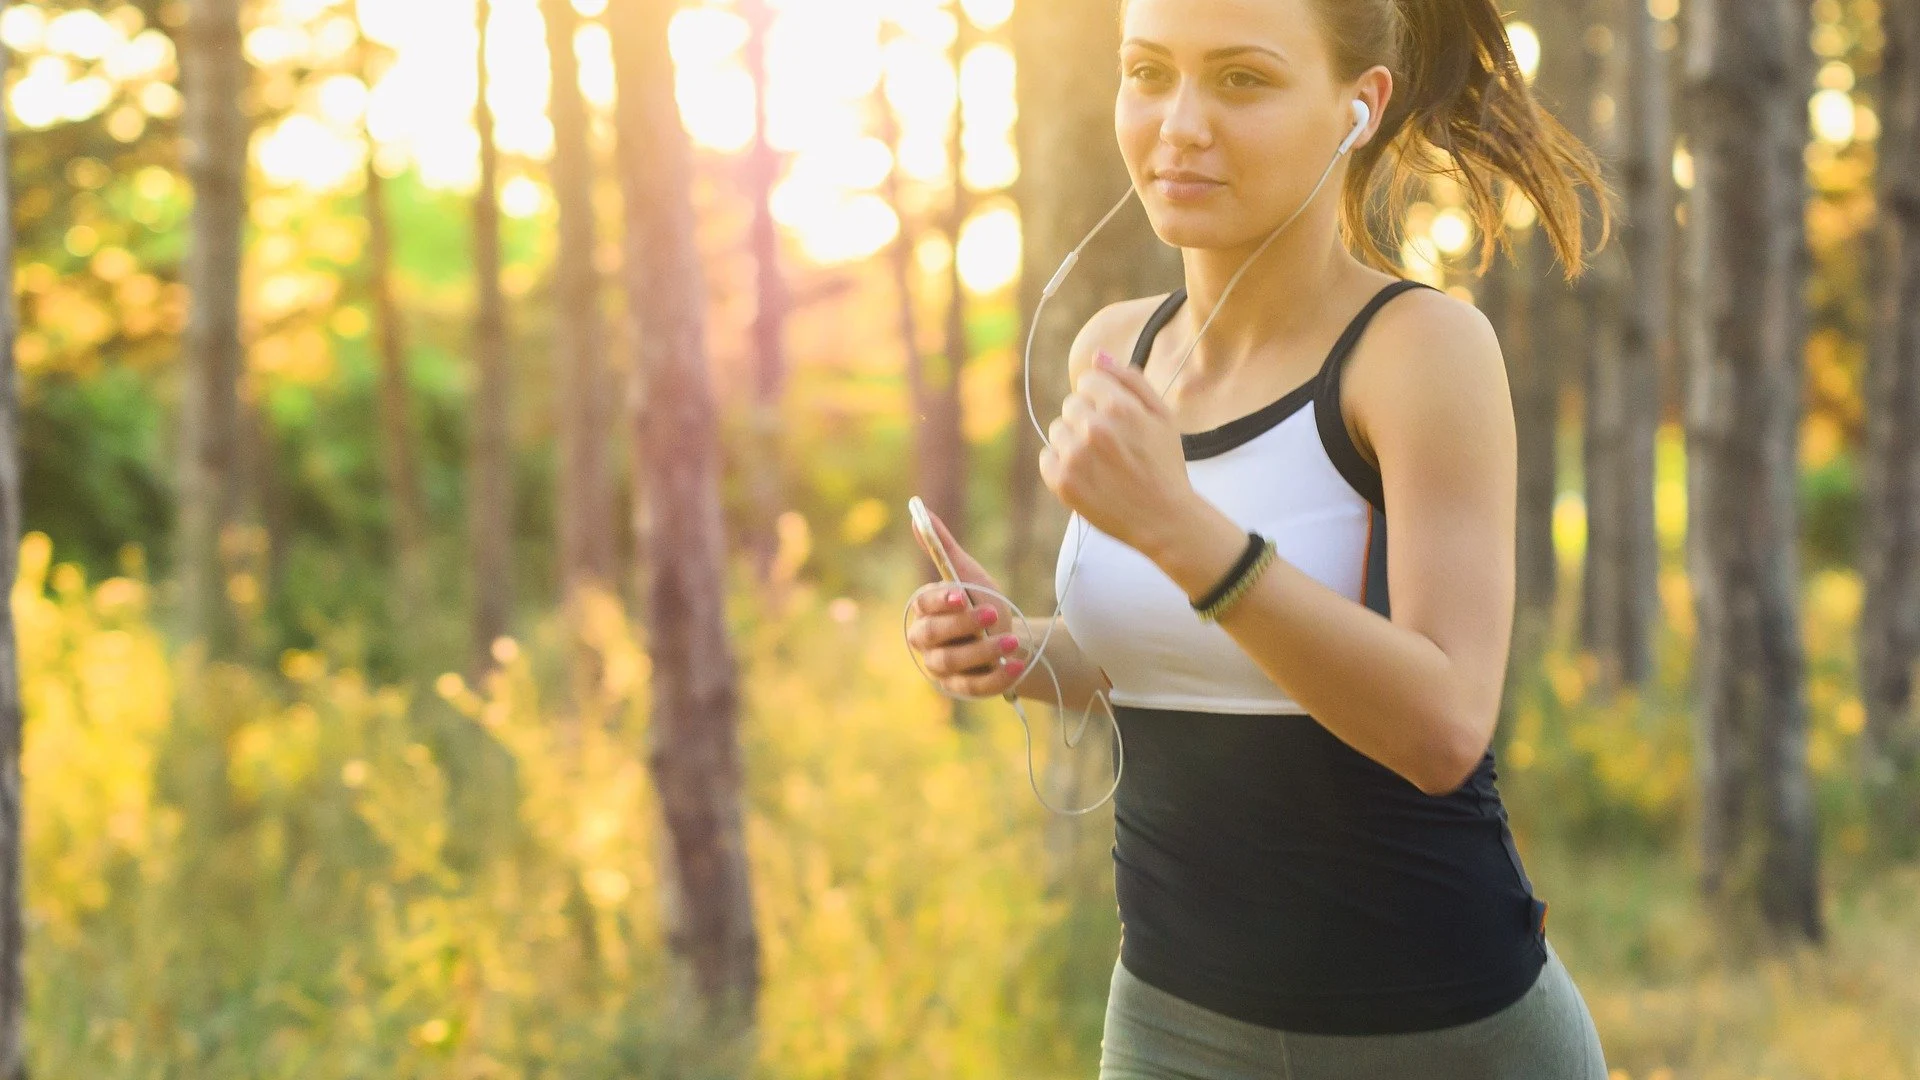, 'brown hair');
1122,0,1614,278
